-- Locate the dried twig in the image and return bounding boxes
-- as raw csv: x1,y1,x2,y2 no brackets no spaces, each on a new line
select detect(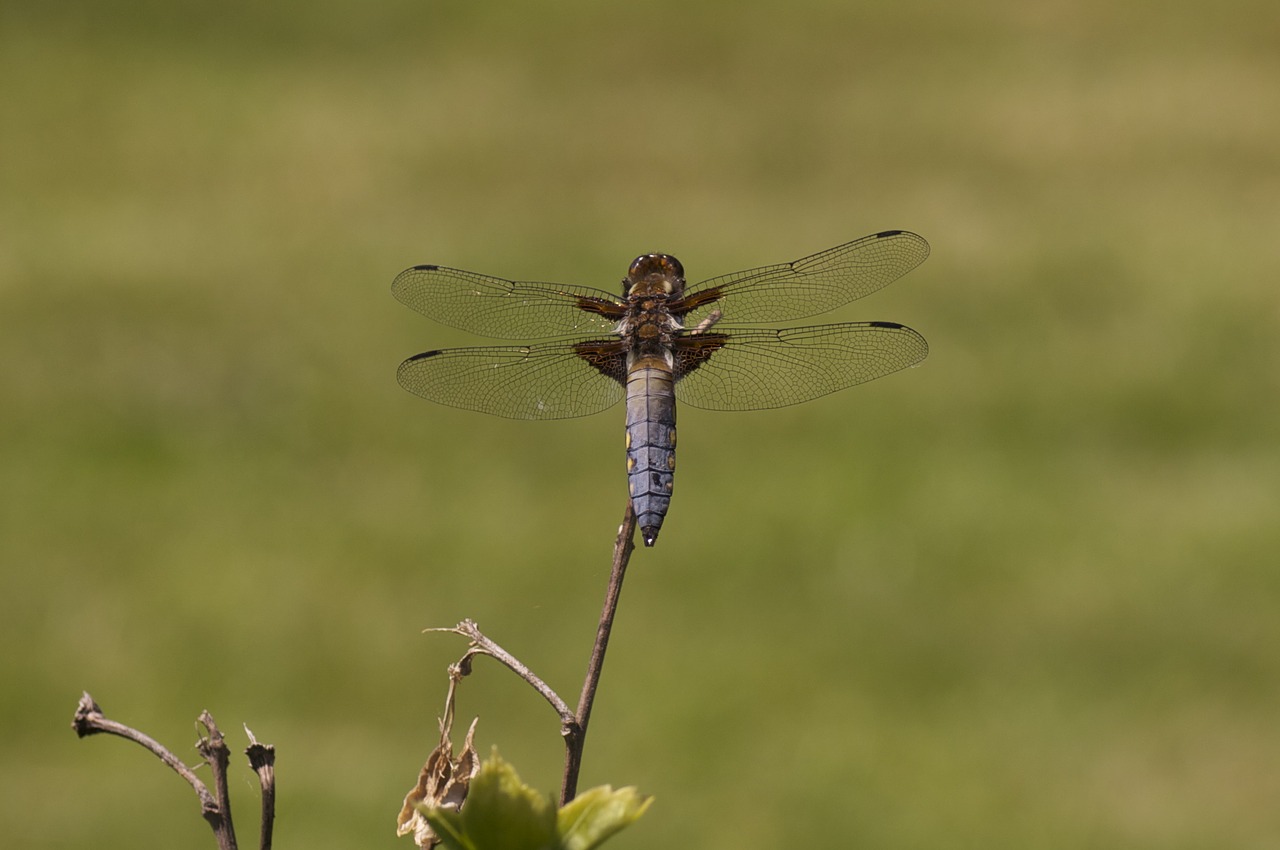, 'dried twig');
430,498,638,807
430,621,575,726
245,726,276,850
196,711,238,850
72,693,238,849
562,498,637,804
72,692,275,850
